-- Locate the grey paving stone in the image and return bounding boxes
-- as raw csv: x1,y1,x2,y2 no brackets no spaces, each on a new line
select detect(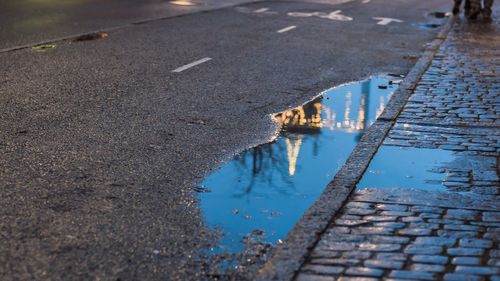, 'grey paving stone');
459,238,493,248
452,257,482,265
363,216,397,222
302,265,345,275
409,223,440,230
369,235,410,244
414,237,456,247
398,228,432,236
329,234,366,242
336,216,364,221
353,227,394,235
419,213,441,219
335,219,370,227
310,258,360,267
447,248,485,256
337,277,378,281
410,263,445,272
376,204,408,211
318,242,356,251
444,224,483,231
364,258,405,270
311,250,342,259
296,273,336,281
345,267,384,277
347,202,374,209
455,266,500,275
428,218,465,225
437,230,479,239
402,216,424,223
410,206,444,214
358,243,401,252
404,245,443,255
373,222,406,229
380,211,414,216
376,253,407,261
483,212,500,222
328,226,353,235
443,273,485,281
487,258,500,267
345,208,378,216
342,251,372,260
389,270,436,280
412,255,449,264
487,249,500,258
